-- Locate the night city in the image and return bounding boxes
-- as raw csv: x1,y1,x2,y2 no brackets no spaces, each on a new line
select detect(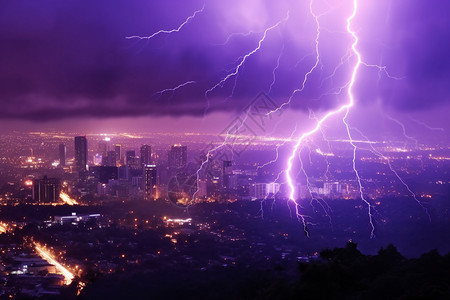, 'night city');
0,0,449,299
